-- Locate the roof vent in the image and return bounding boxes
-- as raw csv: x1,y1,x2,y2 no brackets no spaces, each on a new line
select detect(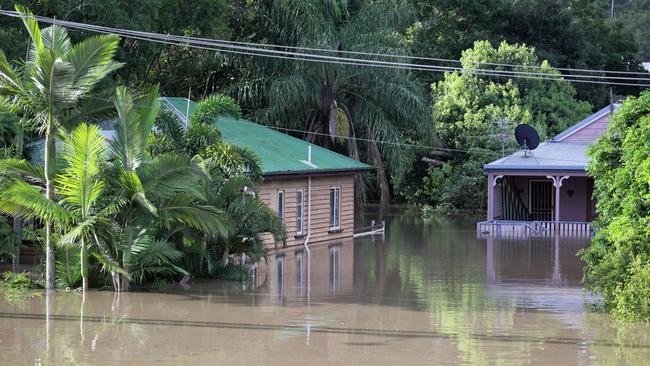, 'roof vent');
301,145,318,168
